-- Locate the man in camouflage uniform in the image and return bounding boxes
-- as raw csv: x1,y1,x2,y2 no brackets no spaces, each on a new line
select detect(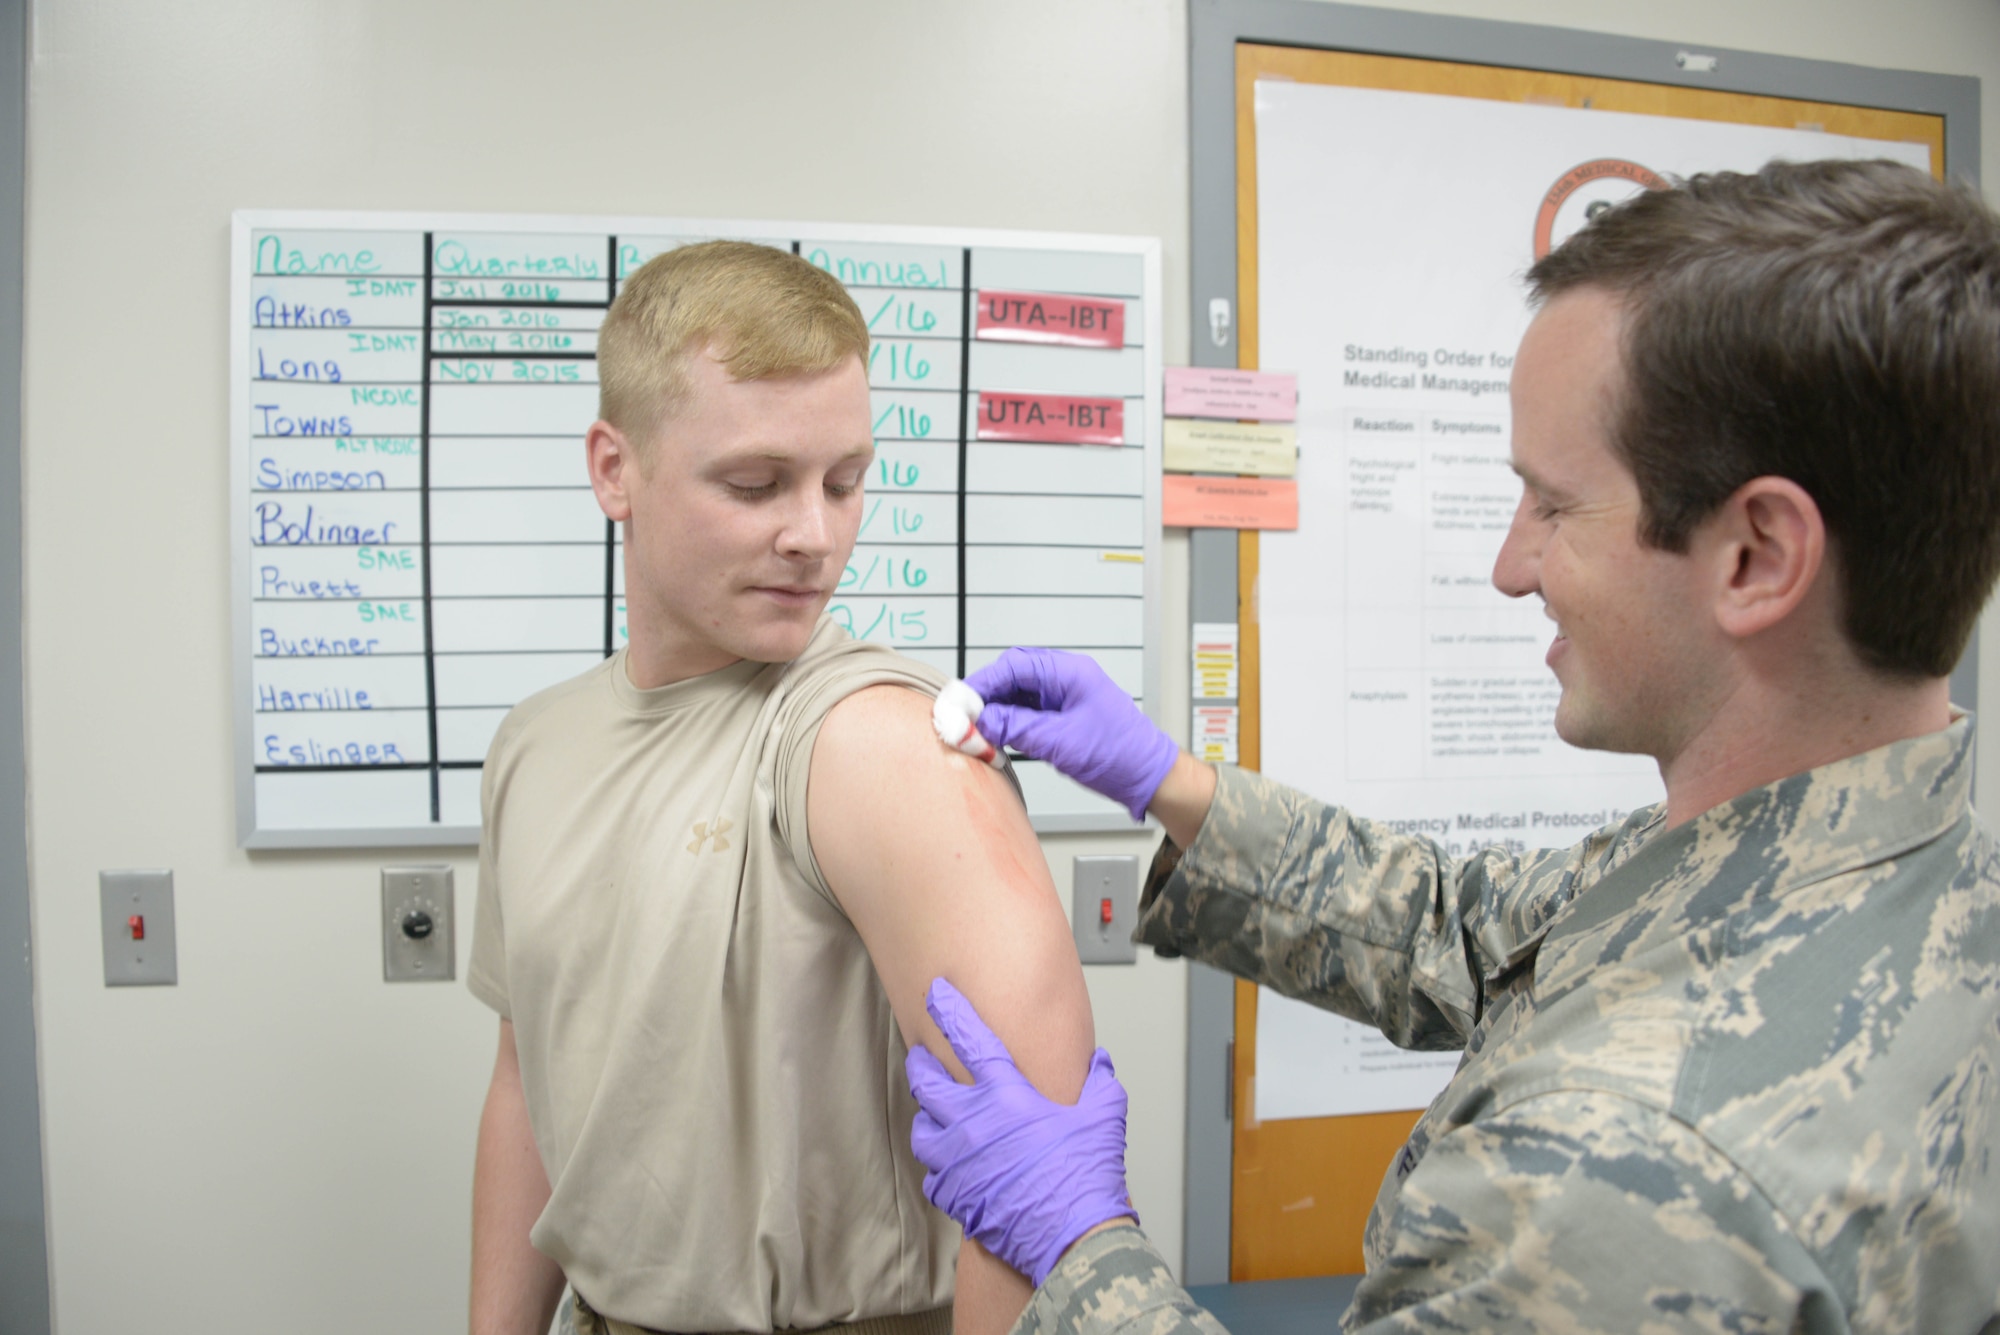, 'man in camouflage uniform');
903,159,2000,1334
